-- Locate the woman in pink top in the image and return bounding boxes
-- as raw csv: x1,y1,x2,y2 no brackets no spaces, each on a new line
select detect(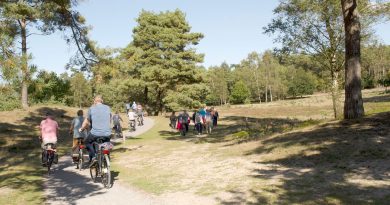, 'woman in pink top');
39,112,59,149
